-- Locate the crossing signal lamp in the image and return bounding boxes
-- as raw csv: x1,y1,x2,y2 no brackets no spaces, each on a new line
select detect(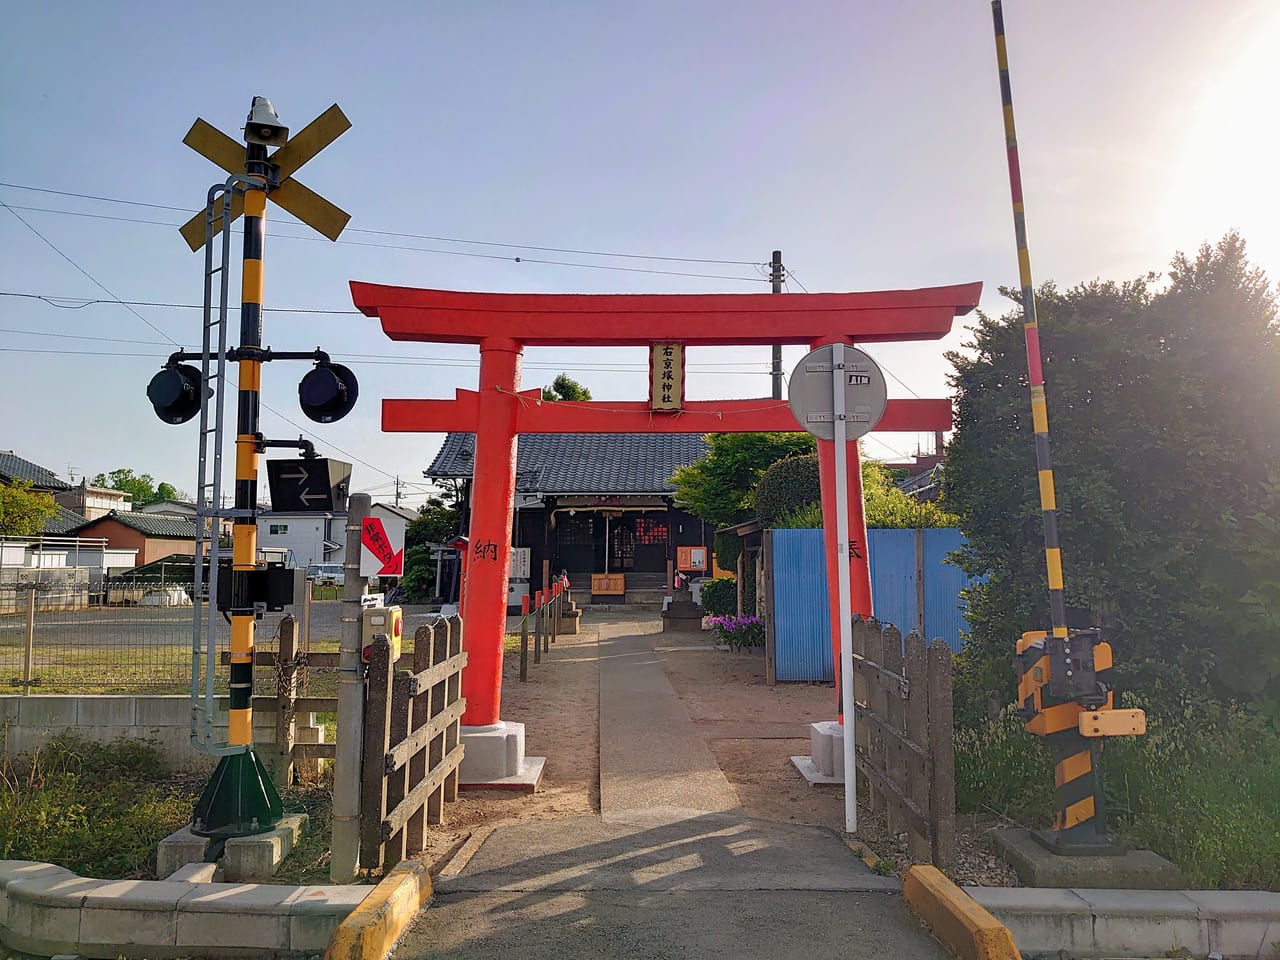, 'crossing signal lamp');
146,363,205,424
299,361,359,423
